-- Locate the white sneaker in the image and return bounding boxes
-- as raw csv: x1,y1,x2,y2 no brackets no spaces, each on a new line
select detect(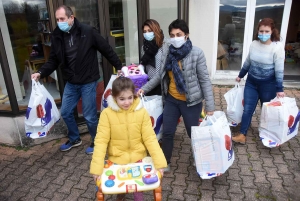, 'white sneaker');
164,164,171,172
